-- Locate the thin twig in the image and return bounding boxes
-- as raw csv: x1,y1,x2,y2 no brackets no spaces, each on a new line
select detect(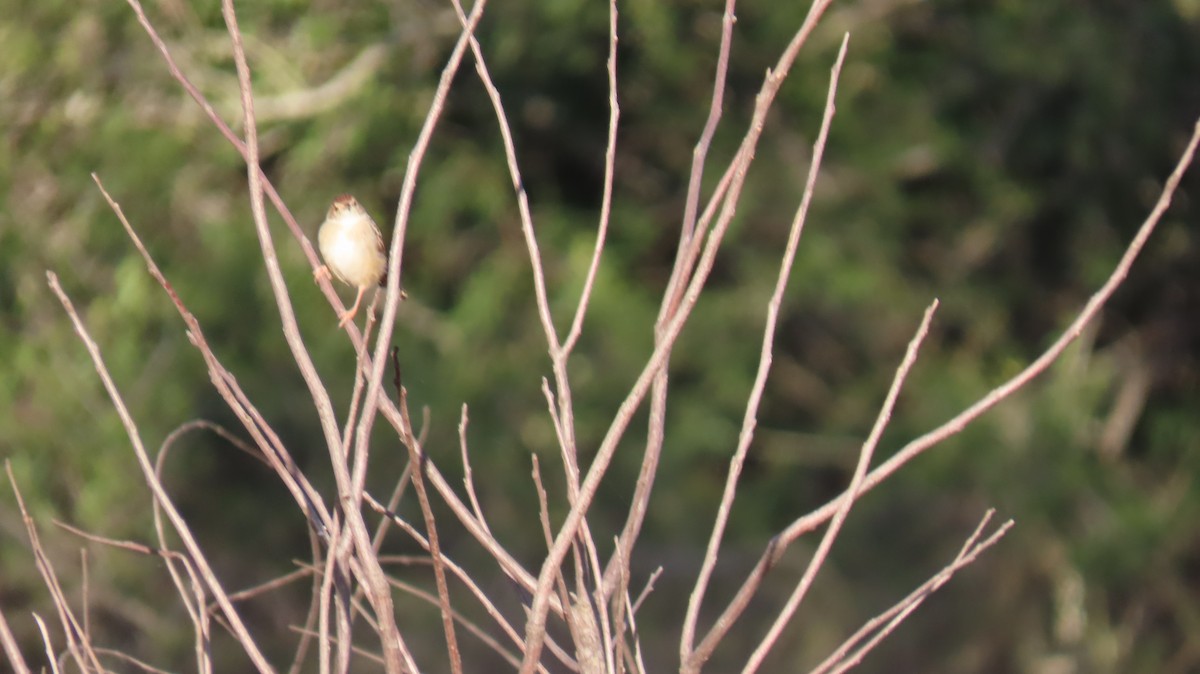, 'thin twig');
783,119,1200,541
54,521,173,559
531,457,578,669
221,0,418,668
93,174,332,551
153,421,215,674
396,386,465,674
562,0,620,354
698,116,1200,654
341,312,378,466
363,494,573,673
444,3,608,608
660,0,739,324
459,404,491,534
318,514,340,674
371,464,414,551
288,531,325,674
8,468,104,674
739,300,936,674
0,600,32,674
369,378,422,555
682,34,850,668
603,0,741,608
337,18,497,672
386,576,523,670
46,275,275,673
287,625,386,668
93,647,178,674
538,376,603,654
31,614,61,674
521,2,841,667
539,379,571,480
55,516,215,667
226,568,314,604
123,0,357,324
80,550,90,652
632,568,662,617
811,514,1014,674
620,564,648,674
